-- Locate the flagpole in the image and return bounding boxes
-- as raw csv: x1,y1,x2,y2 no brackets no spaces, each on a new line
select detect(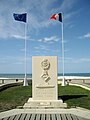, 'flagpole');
50,13,65,86
23,13,28,86
61,14,65,86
